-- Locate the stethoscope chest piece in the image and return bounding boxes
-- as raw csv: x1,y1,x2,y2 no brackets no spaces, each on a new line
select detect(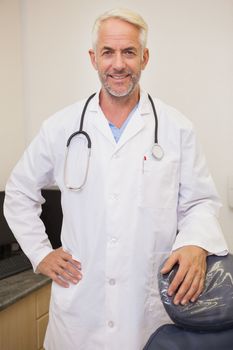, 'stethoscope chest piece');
152,143,164,160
